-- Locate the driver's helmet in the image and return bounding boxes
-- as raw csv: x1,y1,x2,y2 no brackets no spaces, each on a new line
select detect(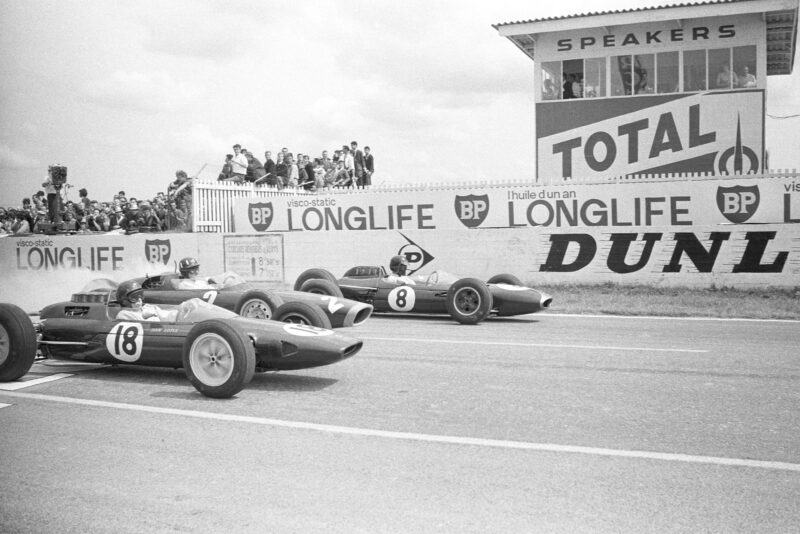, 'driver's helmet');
389,255,408,276
178,257,200,278
117,280,144,307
